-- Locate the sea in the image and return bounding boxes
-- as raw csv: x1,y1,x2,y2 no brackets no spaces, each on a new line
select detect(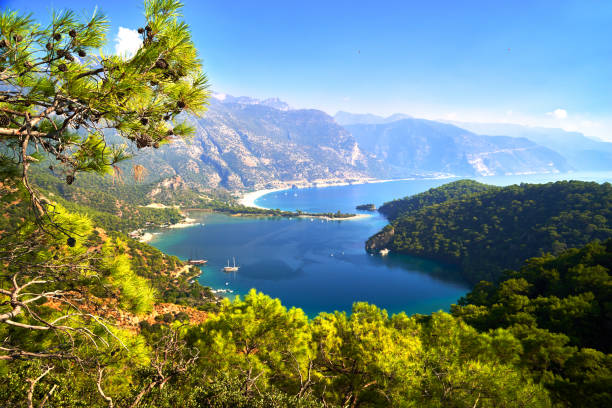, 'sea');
149,171,612,318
